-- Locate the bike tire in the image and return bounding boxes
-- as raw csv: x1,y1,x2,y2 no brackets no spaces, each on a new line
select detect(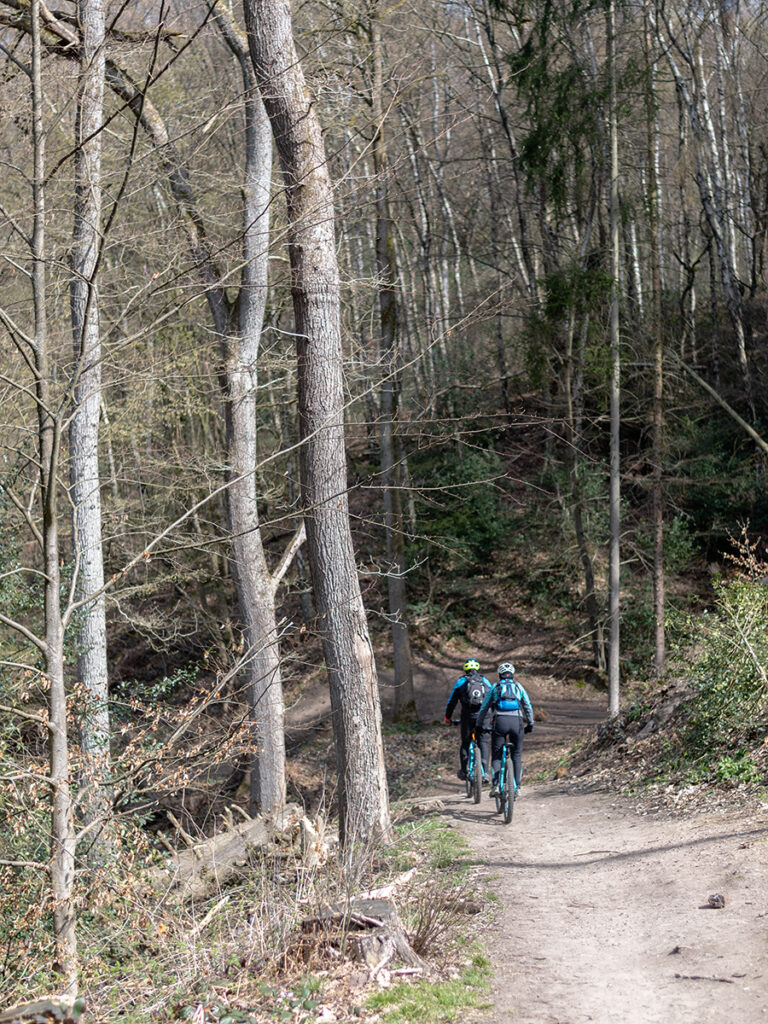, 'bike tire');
471,744,482,803
502,755,515,824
